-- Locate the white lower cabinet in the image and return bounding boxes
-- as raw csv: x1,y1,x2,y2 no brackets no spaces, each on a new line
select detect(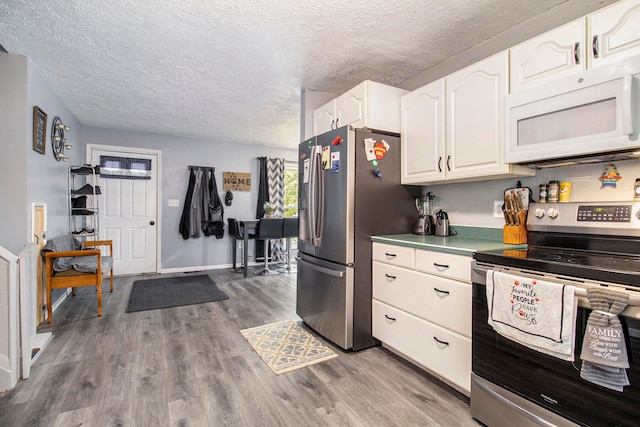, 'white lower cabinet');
372,242,472,394
373,300,471,393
